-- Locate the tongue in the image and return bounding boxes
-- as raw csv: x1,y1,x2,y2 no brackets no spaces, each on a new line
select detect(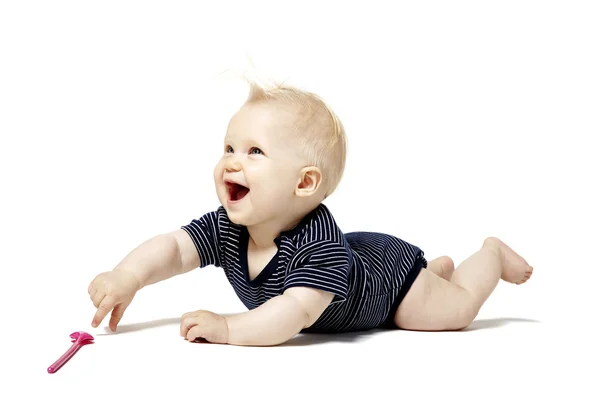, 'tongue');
234,186,249,201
